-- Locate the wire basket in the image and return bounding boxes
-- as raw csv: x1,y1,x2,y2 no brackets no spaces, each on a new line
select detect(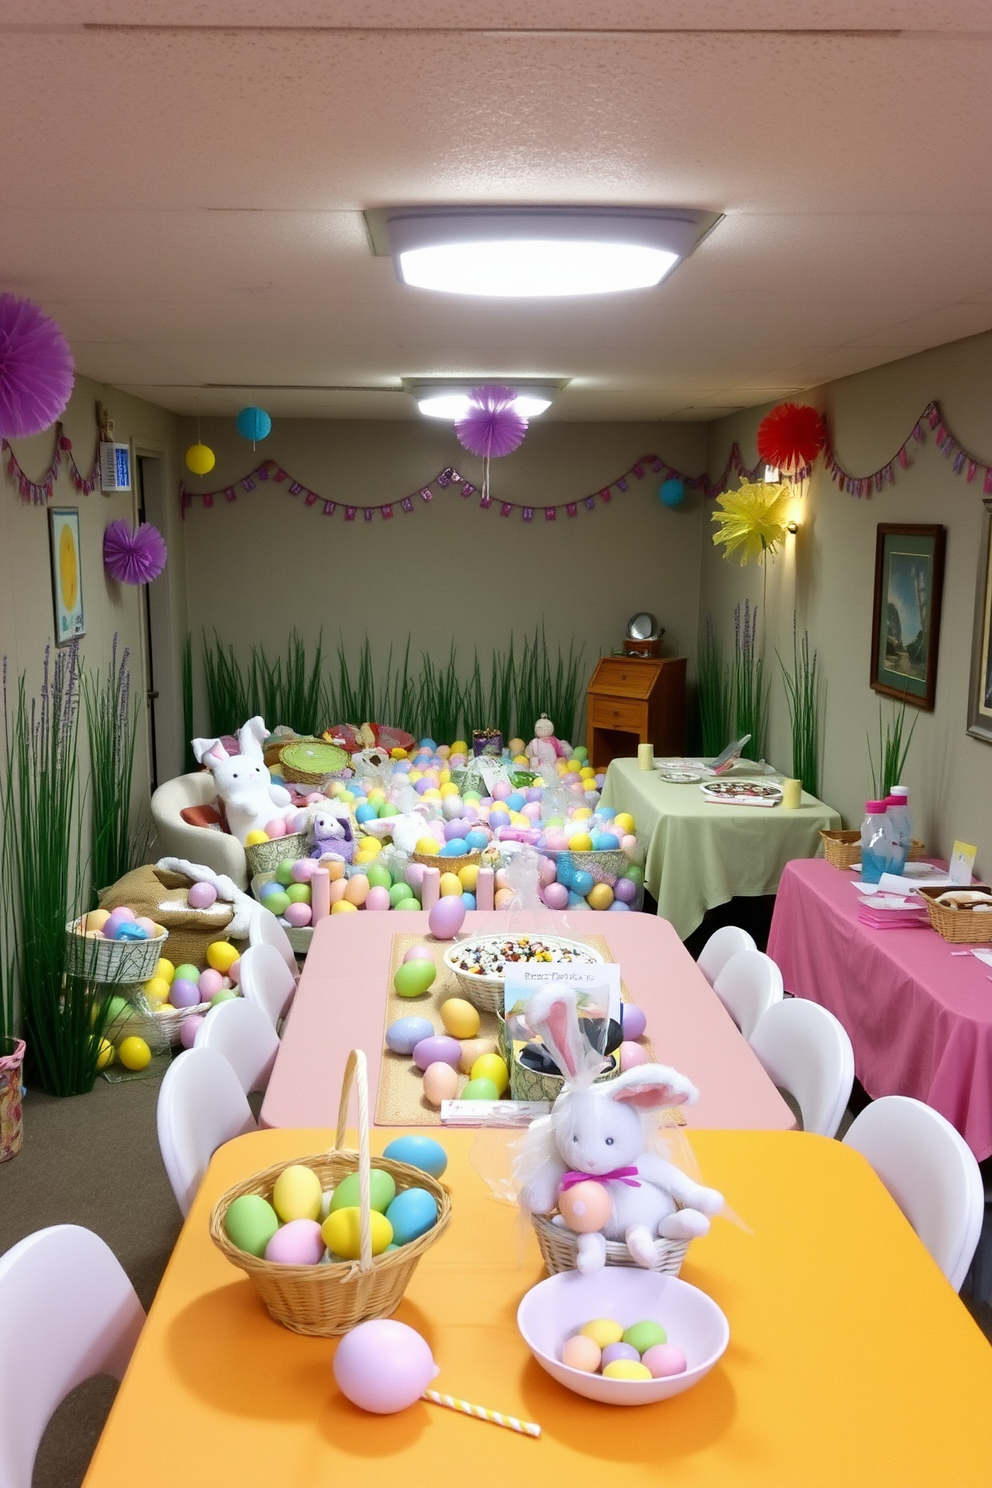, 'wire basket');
531,1211,689,1278
820,830,925,870
244,832,308,879
279,739,350,786
210,1050,452,1335
917,885,992,943
65,919,167,984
